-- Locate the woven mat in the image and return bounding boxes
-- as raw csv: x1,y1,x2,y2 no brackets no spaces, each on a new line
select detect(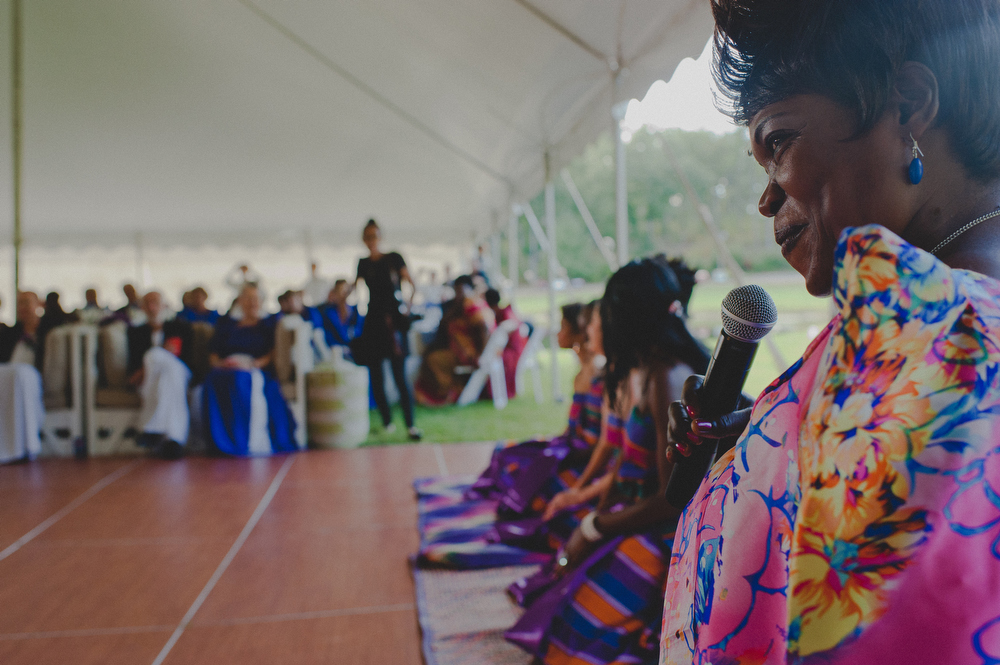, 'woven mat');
413,564,538,665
